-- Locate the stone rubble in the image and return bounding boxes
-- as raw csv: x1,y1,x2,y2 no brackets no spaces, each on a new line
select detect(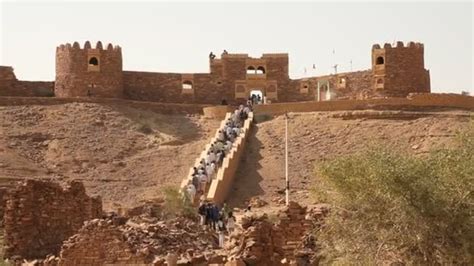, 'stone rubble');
226,202,329,266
